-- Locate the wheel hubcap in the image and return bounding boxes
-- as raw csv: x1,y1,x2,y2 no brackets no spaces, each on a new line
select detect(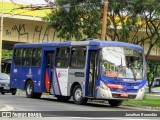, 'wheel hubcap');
75,88,82,101
27,83,32,95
